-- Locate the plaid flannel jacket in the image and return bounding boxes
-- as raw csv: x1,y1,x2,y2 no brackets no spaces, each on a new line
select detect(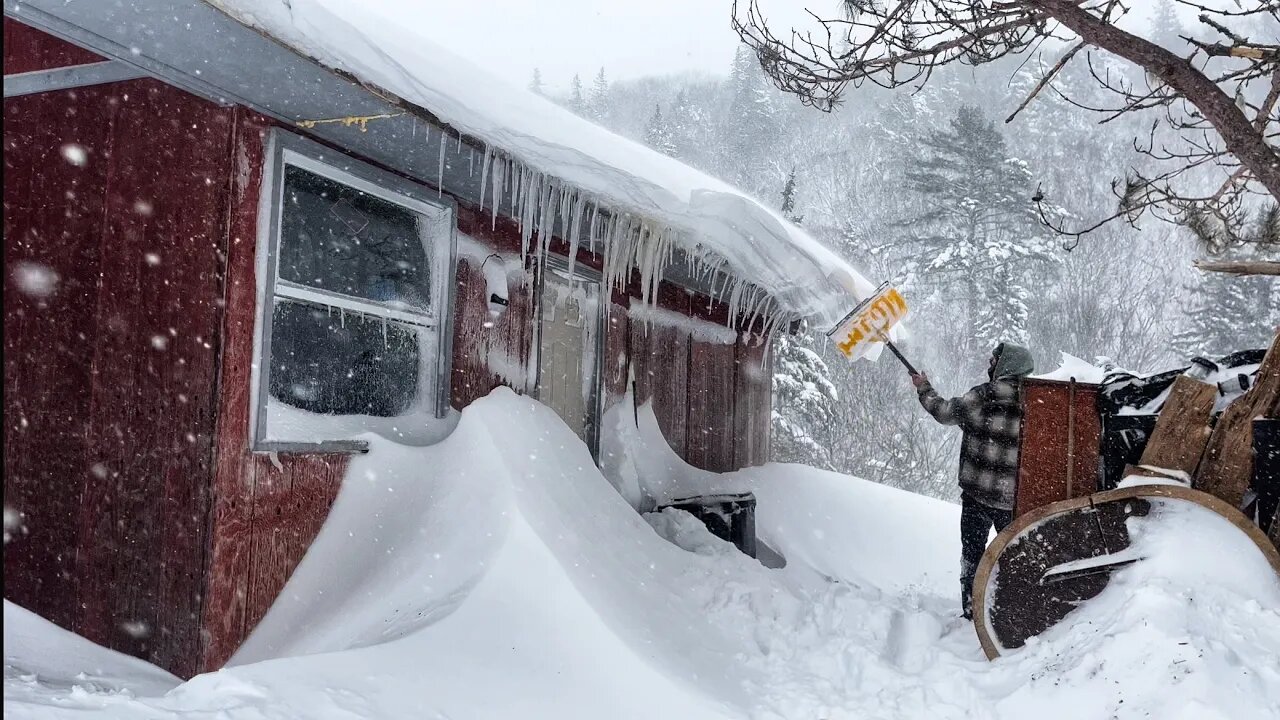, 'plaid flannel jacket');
917,378,1023,510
